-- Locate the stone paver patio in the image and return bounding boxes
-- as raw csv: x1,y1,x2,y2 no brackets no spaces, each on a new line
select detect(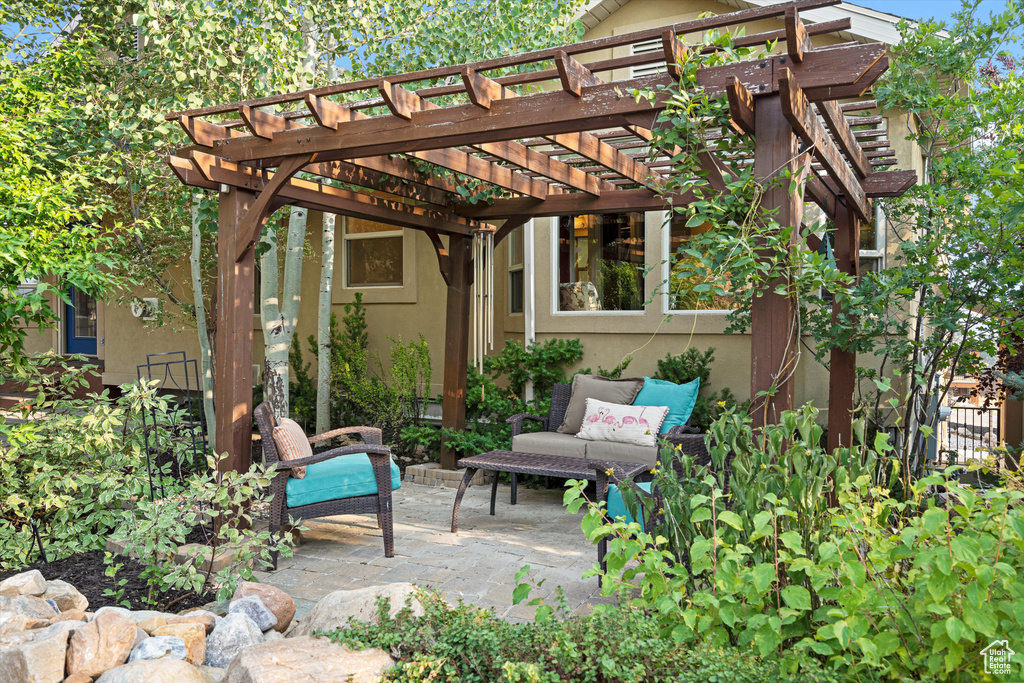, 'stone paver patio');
254,480,614,622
